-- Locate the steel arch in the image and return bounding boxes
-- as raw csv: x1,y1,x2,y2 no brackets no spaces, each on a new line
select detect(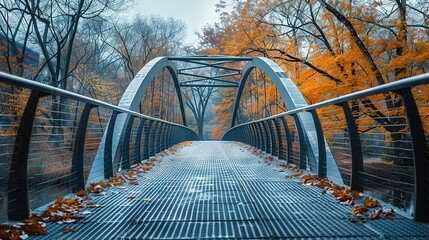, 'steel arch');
87,57,187,183
231,57,343,184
